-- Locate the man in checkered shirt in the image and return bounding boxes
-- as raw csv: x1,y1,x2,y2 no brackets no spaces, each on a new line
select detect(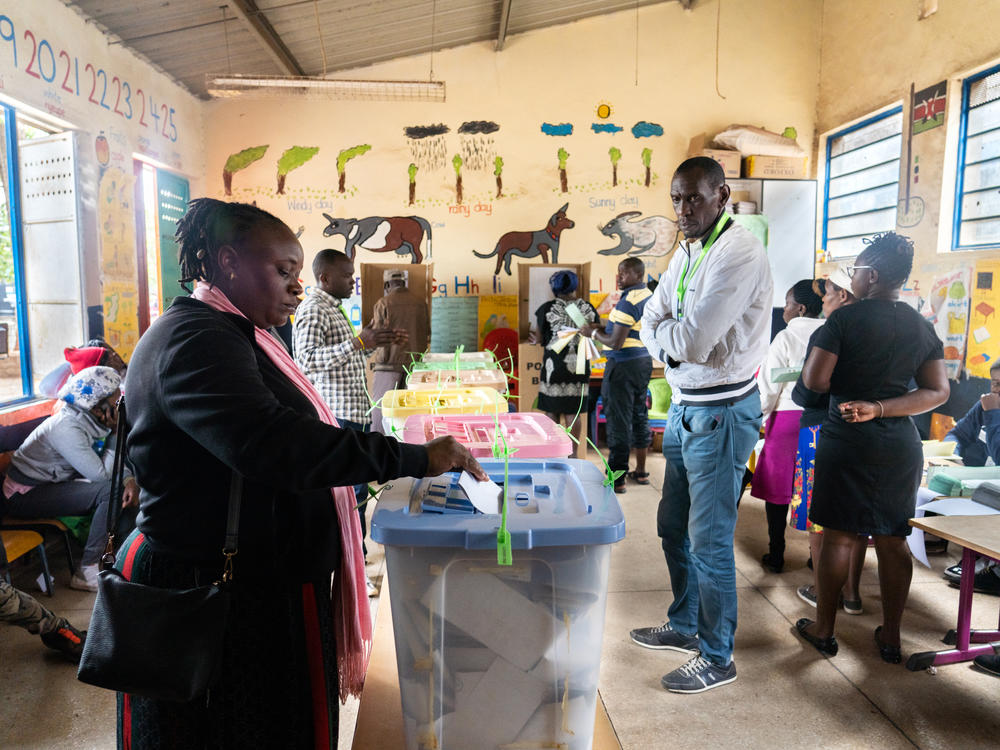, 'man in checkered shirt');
293,248,405,592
